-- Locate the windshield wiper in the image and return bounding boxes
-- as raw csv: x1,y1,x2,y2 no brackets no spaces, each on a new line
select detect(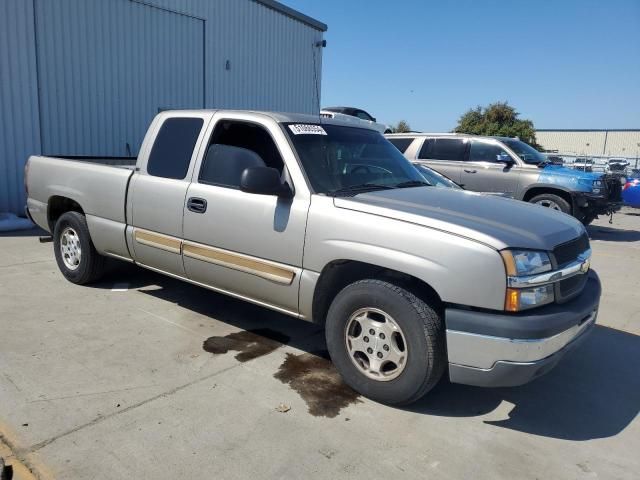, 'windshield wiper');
395,180,431,188
329,183,395,197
